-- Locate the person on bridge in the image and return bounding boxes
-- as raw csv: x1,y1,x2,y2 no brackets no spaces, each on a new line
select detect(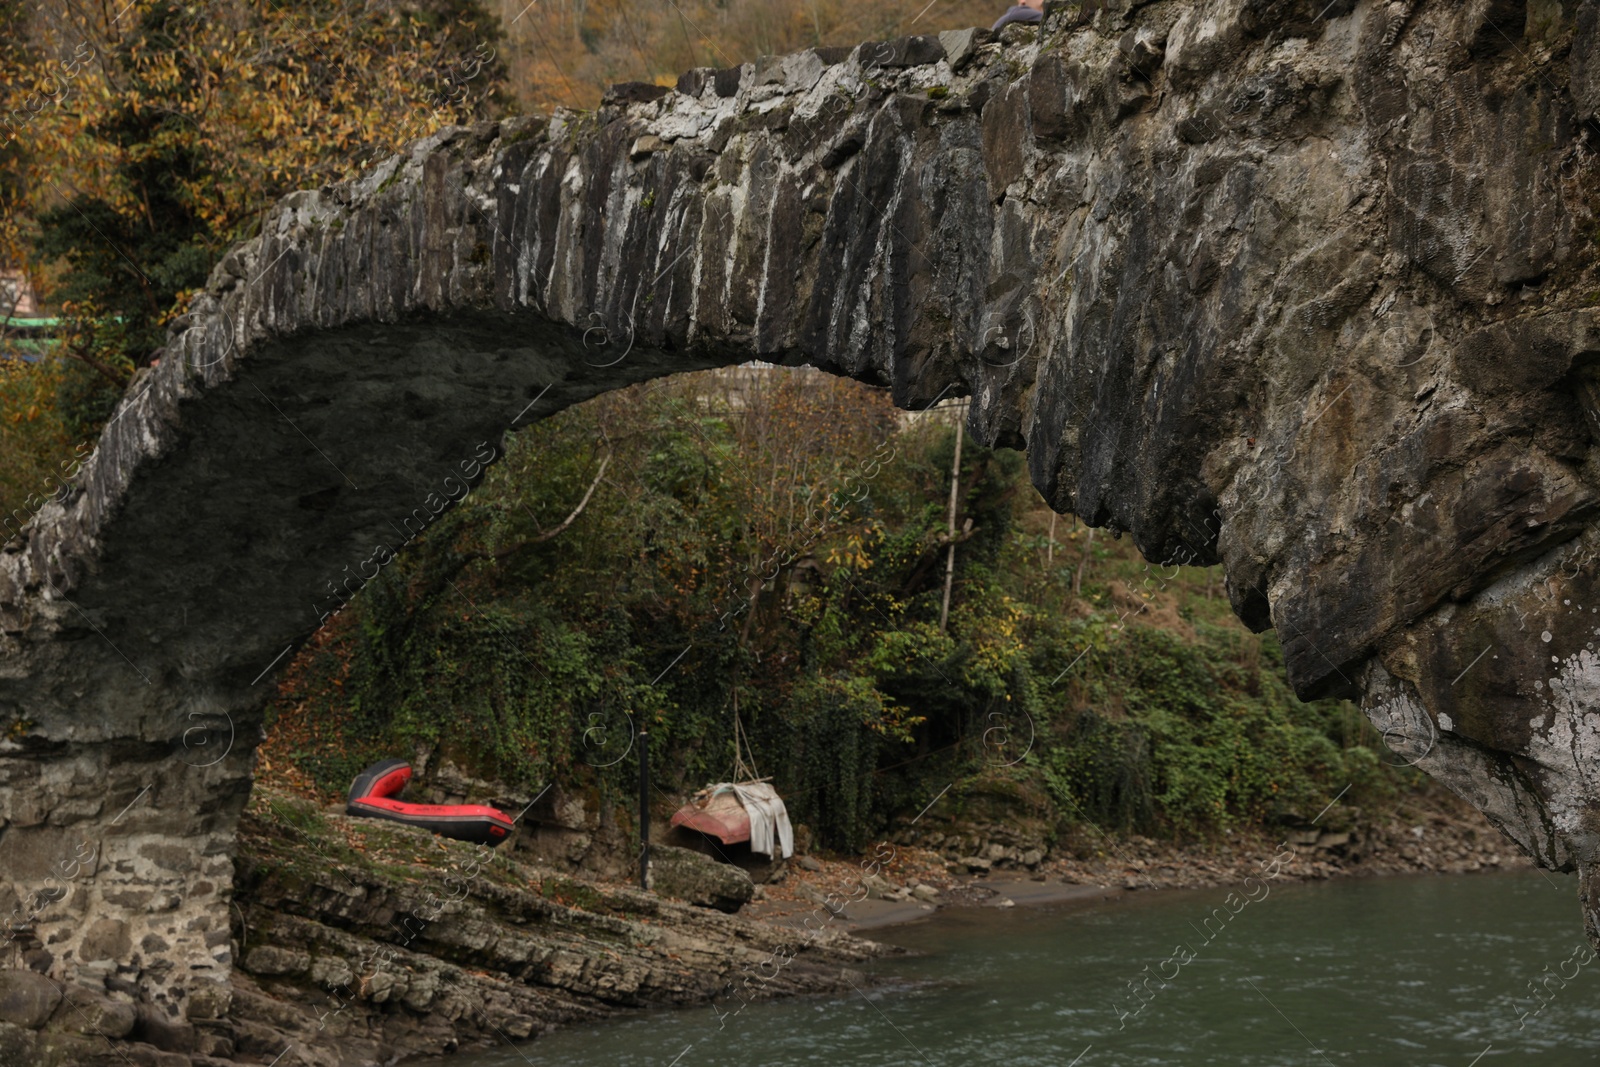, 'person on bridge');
991,0,1042,31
